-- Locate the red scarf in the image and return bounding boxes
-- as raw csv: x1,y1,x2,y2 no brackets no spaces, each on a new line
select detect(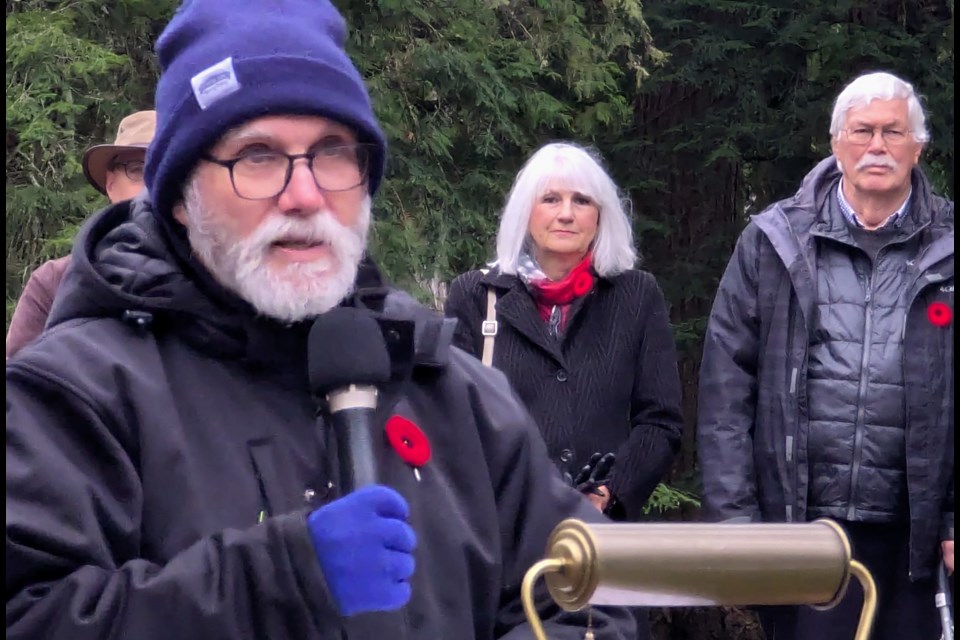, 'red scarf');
529,254,595,330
